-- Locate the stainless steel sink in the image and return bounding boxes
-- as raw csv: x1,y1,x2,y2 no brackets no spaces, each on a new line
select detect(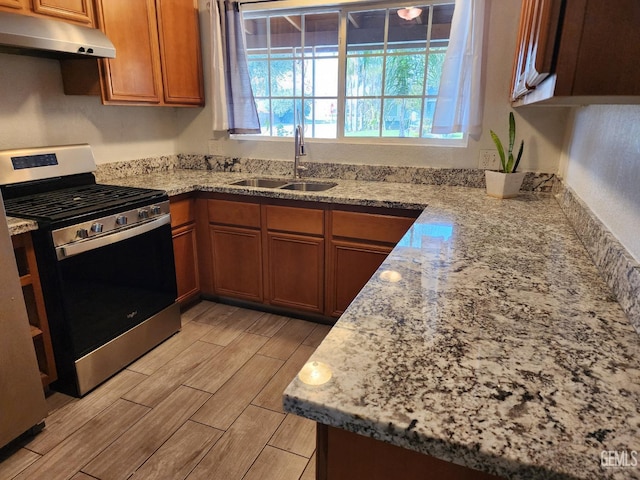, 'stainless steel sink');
280,181,337,192
229,178,290,188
